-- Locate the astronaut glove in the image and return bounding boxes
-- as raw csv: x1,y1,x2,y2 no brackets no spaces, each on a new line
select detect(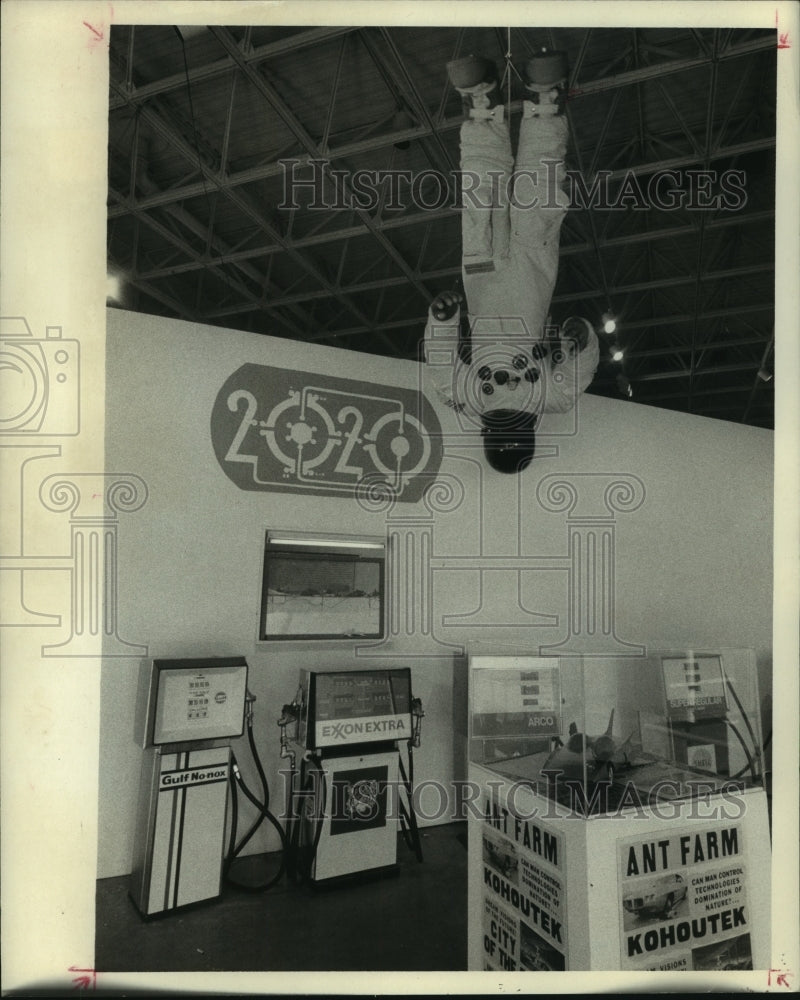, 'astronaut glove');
430,291,464,323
